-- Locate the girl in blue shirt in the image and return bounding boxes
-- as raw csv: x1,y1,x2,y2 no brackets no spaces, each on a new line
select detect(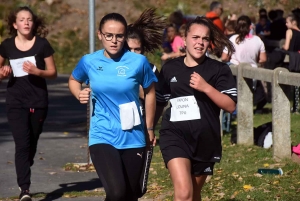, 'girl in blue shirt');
69,13,157,201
